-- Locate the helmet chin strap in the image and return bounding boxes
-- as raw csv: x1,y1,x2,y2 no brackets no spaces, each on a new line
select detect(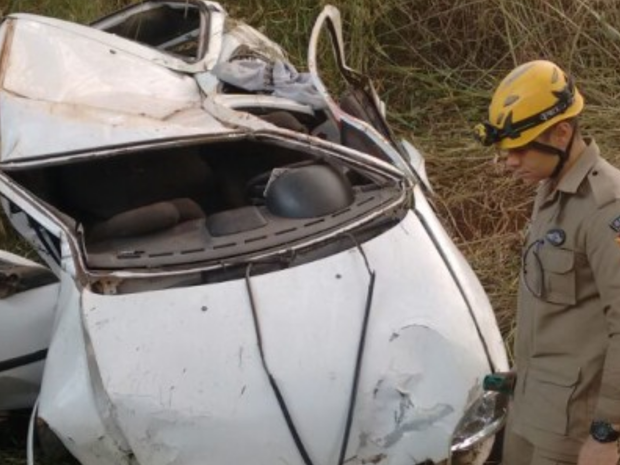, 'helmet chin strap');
527,126,577,178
